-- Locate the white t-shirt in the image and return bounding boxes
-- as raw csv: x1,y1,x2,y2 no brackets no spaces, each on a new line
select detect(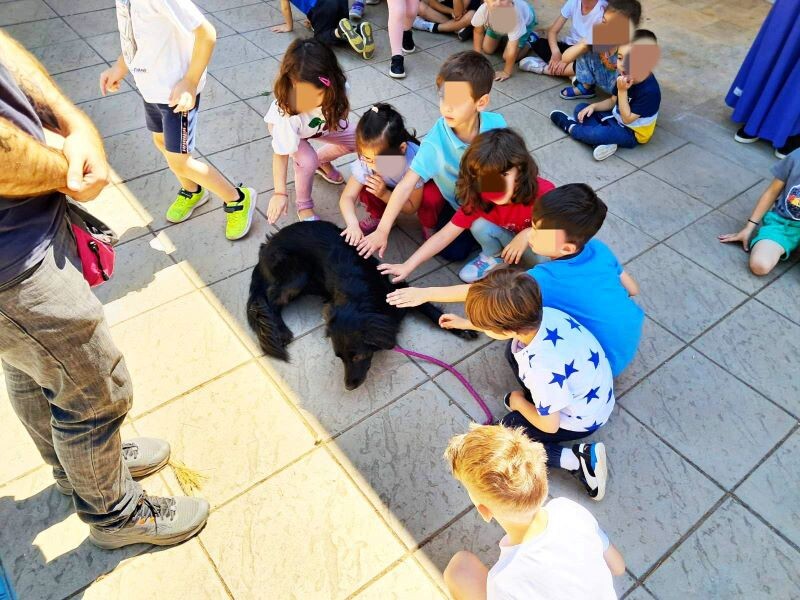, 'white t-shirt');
511,307,615,432
349,142,424,190
560,0,607,45
116,0,207,105
487,497,616,600
472,1,535,41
